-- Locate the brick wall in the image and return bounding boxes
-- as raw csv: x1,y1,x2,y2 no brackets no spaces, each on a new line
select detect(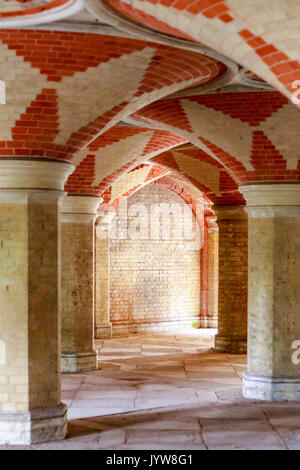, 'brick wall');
109,184,201,335
0,196,61,413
